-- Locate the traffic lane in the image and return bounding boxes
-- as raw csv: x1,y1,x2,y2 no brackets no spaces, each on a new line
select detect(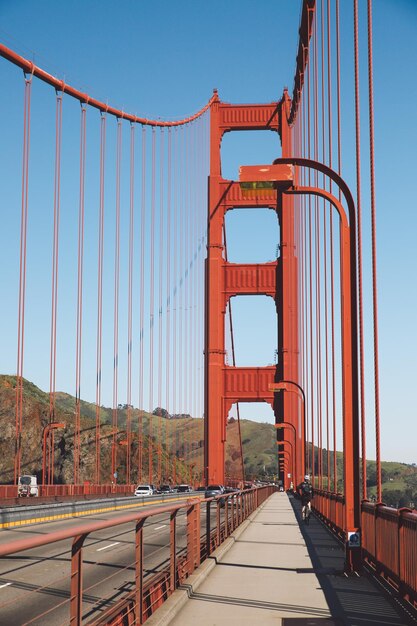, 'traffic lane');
0,493,205,545
0,507,214,625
